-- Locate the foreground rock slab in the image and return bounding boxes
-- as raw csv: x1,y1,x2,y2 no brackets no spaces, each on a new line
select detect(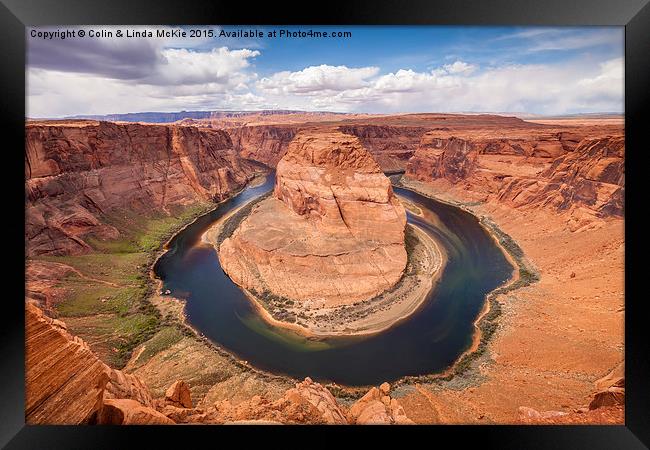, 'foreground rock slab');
25,302,109,424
